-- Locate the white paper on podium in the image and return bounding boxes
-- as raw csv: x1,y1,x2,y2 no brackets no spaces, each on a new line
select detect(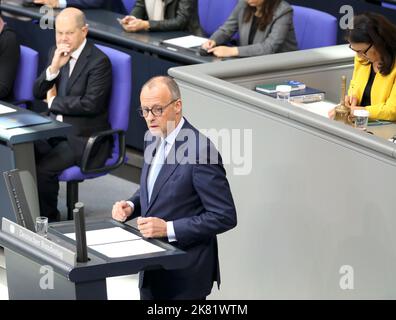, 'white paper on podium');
90,239,165,258
65,227,141,246
0,104,17,115
291,100,337,118
162,35,208,48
